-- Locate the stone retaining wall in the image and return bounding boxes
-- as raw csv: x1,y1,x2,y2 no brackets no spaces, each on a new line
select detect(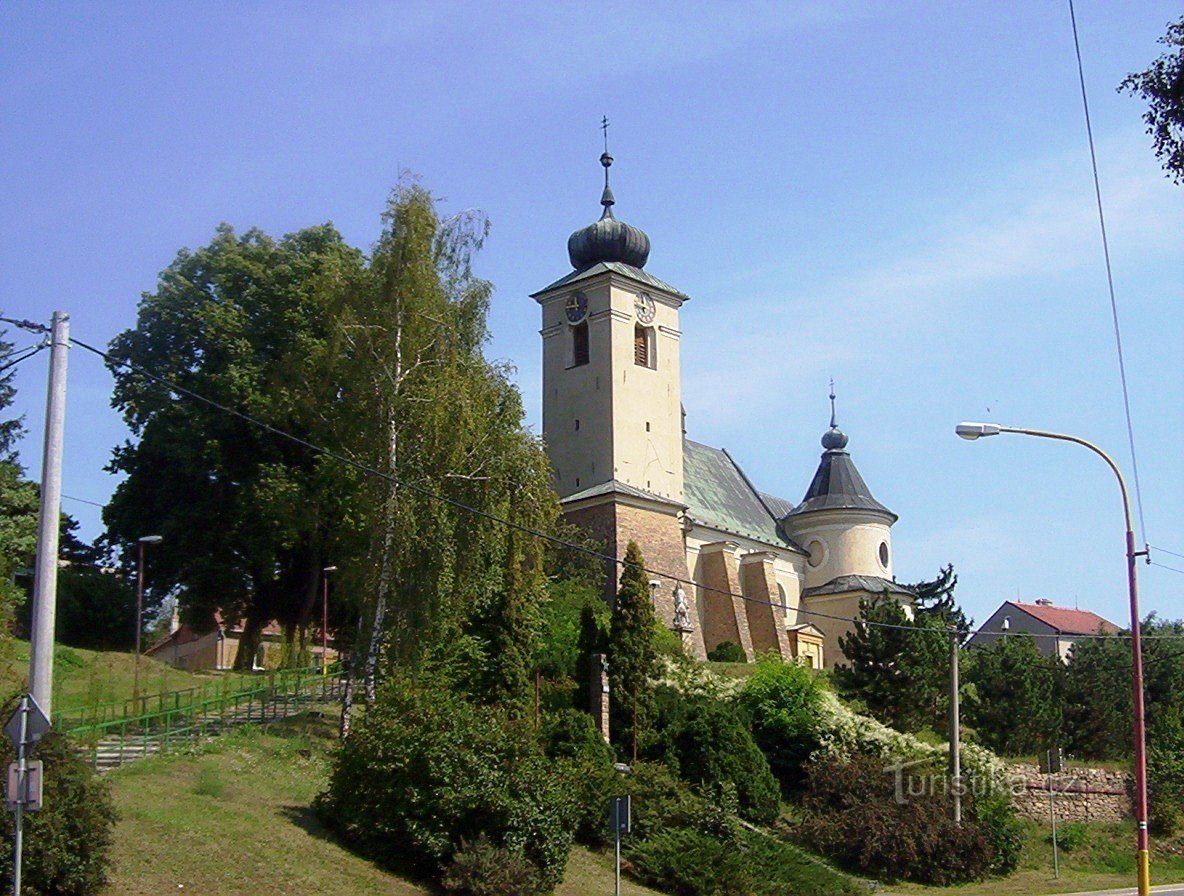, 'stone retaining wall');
1006,763,1132,824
